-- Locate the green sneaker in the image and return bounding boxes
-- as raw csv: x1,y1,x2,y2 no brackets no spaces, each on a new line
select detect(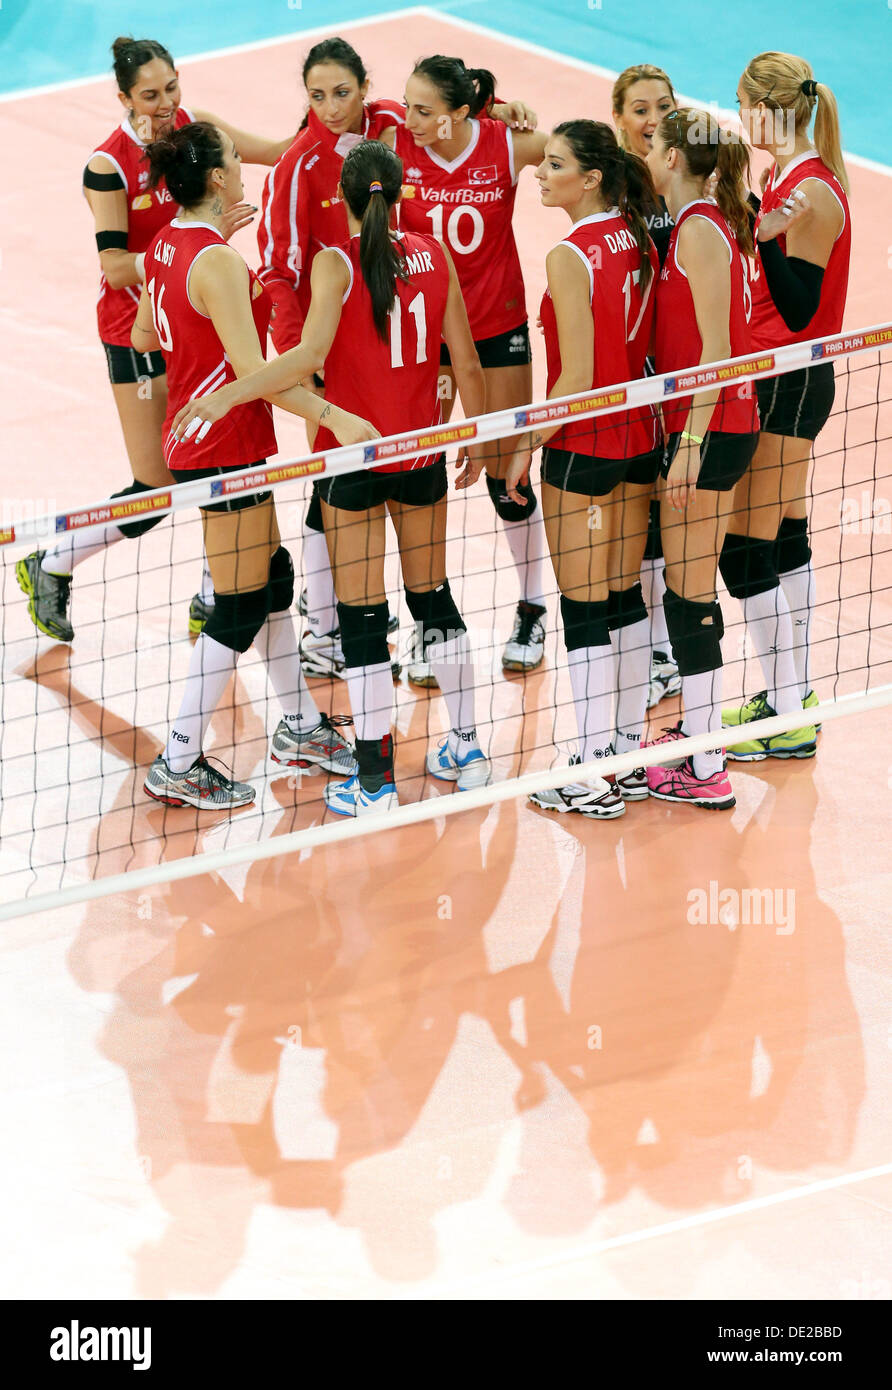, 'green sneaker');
188,593,214,637
802,688,822,732
726,724,818,761
722,690,771,726
16,550,74,642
